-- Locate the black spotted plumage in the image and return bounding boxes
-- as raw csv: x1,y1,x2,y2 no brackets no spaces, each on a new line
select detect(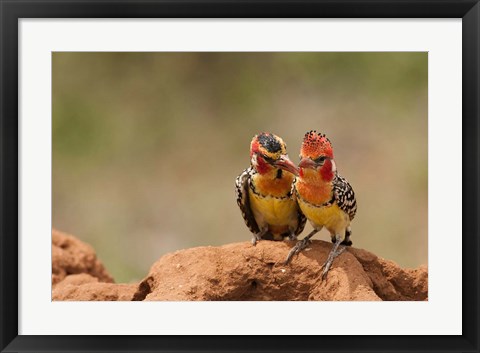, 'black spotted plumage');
295,202,307,236
235,167,260,235
332,173,357,221
257,133,282,153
